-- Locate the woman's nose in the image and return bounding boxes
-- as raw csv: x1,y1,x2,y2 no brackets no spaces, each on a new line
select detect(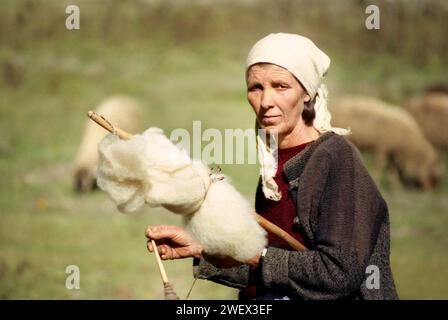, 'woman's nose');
260,89,275,109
